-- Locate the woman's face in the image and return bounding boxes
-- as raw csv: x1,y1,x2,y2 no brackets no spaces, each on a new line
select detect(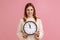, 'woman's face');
26,6,34,17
